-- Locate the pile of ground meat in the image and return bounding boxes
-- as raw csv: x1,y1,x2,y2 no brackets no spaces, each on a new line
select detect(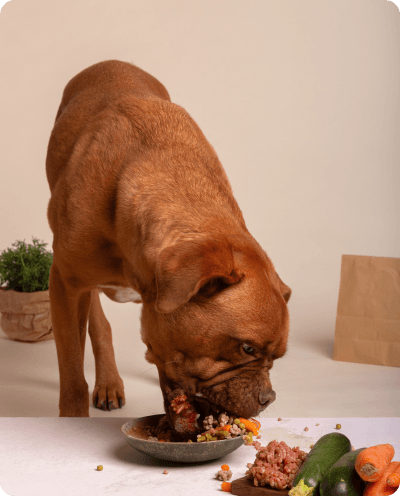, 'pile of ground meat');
245,440,308,489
